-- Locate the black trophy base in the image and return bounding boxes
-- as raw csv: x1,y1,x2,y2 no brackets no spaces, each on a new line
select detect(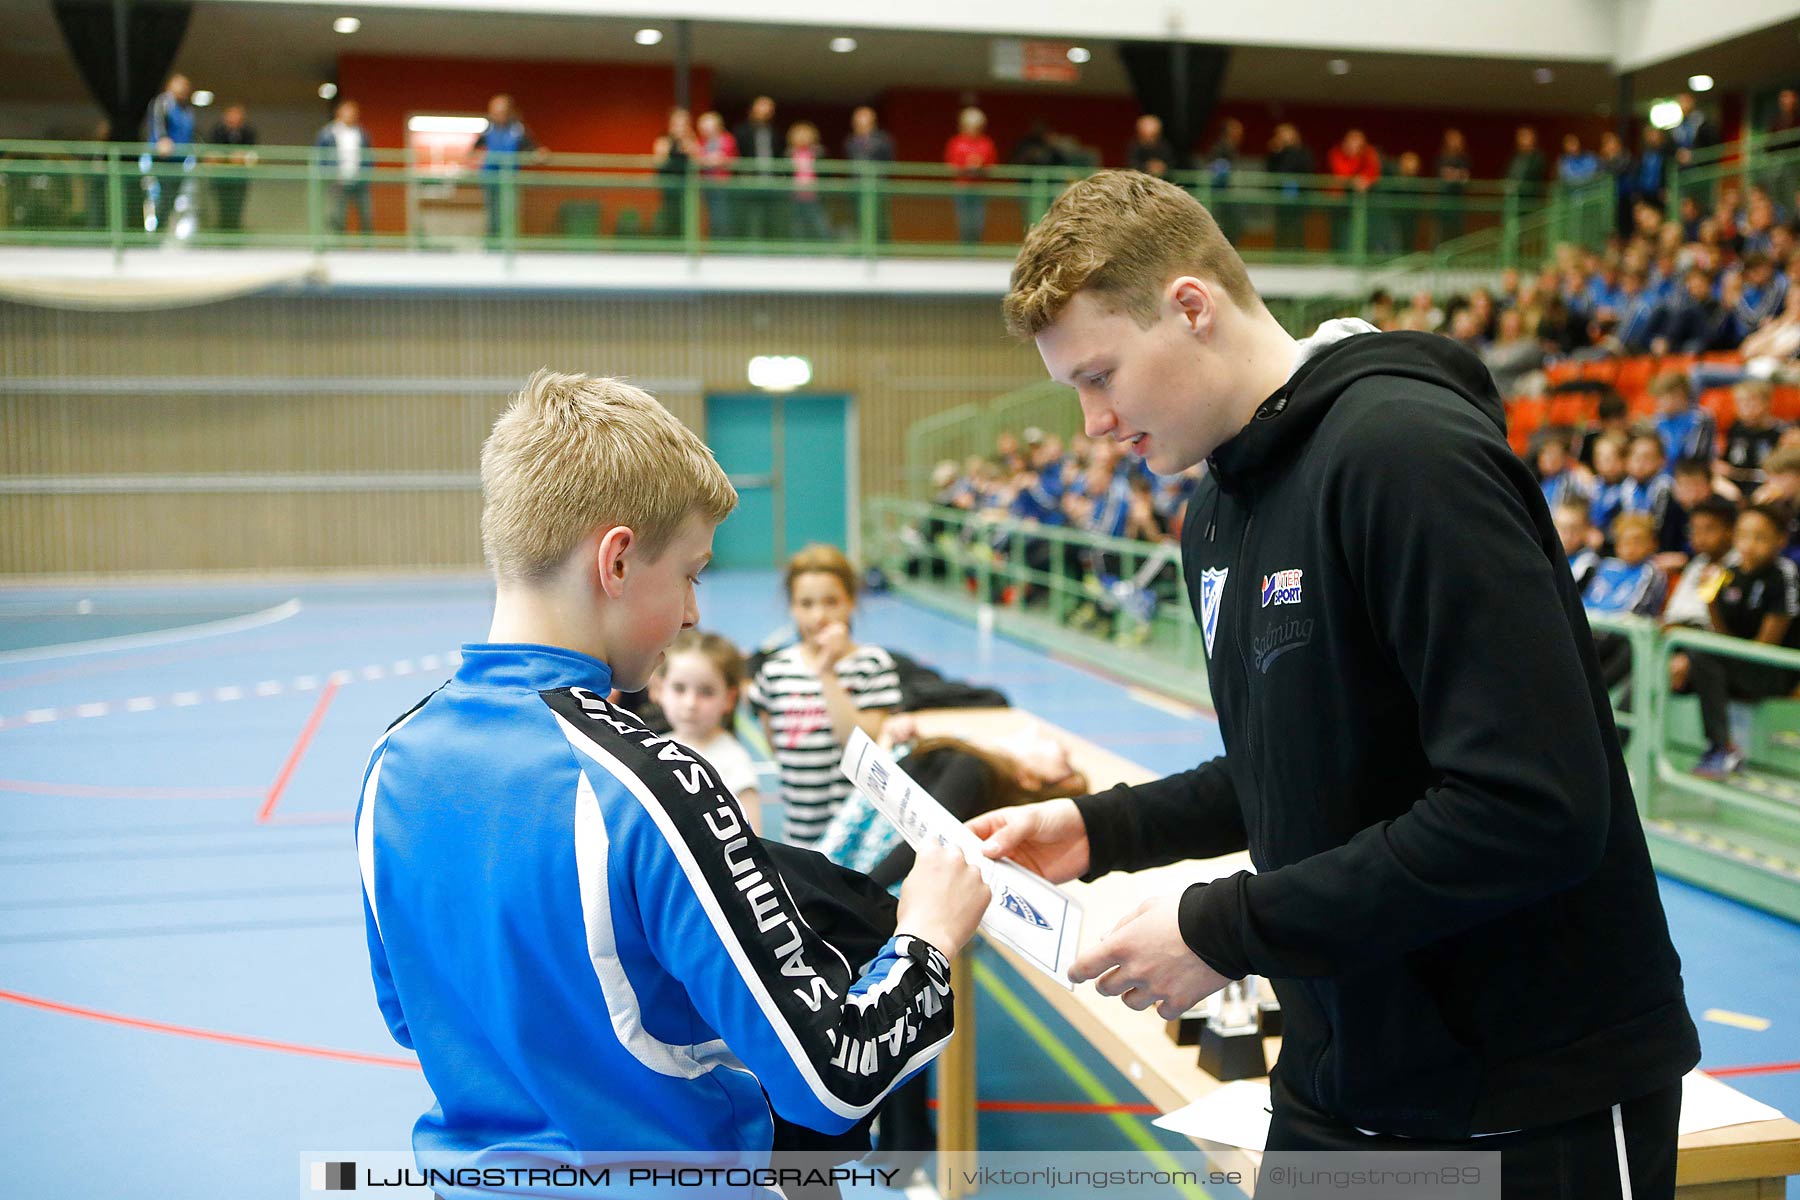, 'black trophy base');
1197,1023,1267,1081
1166,1014,1206,1046
1258,1004,1283,1039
